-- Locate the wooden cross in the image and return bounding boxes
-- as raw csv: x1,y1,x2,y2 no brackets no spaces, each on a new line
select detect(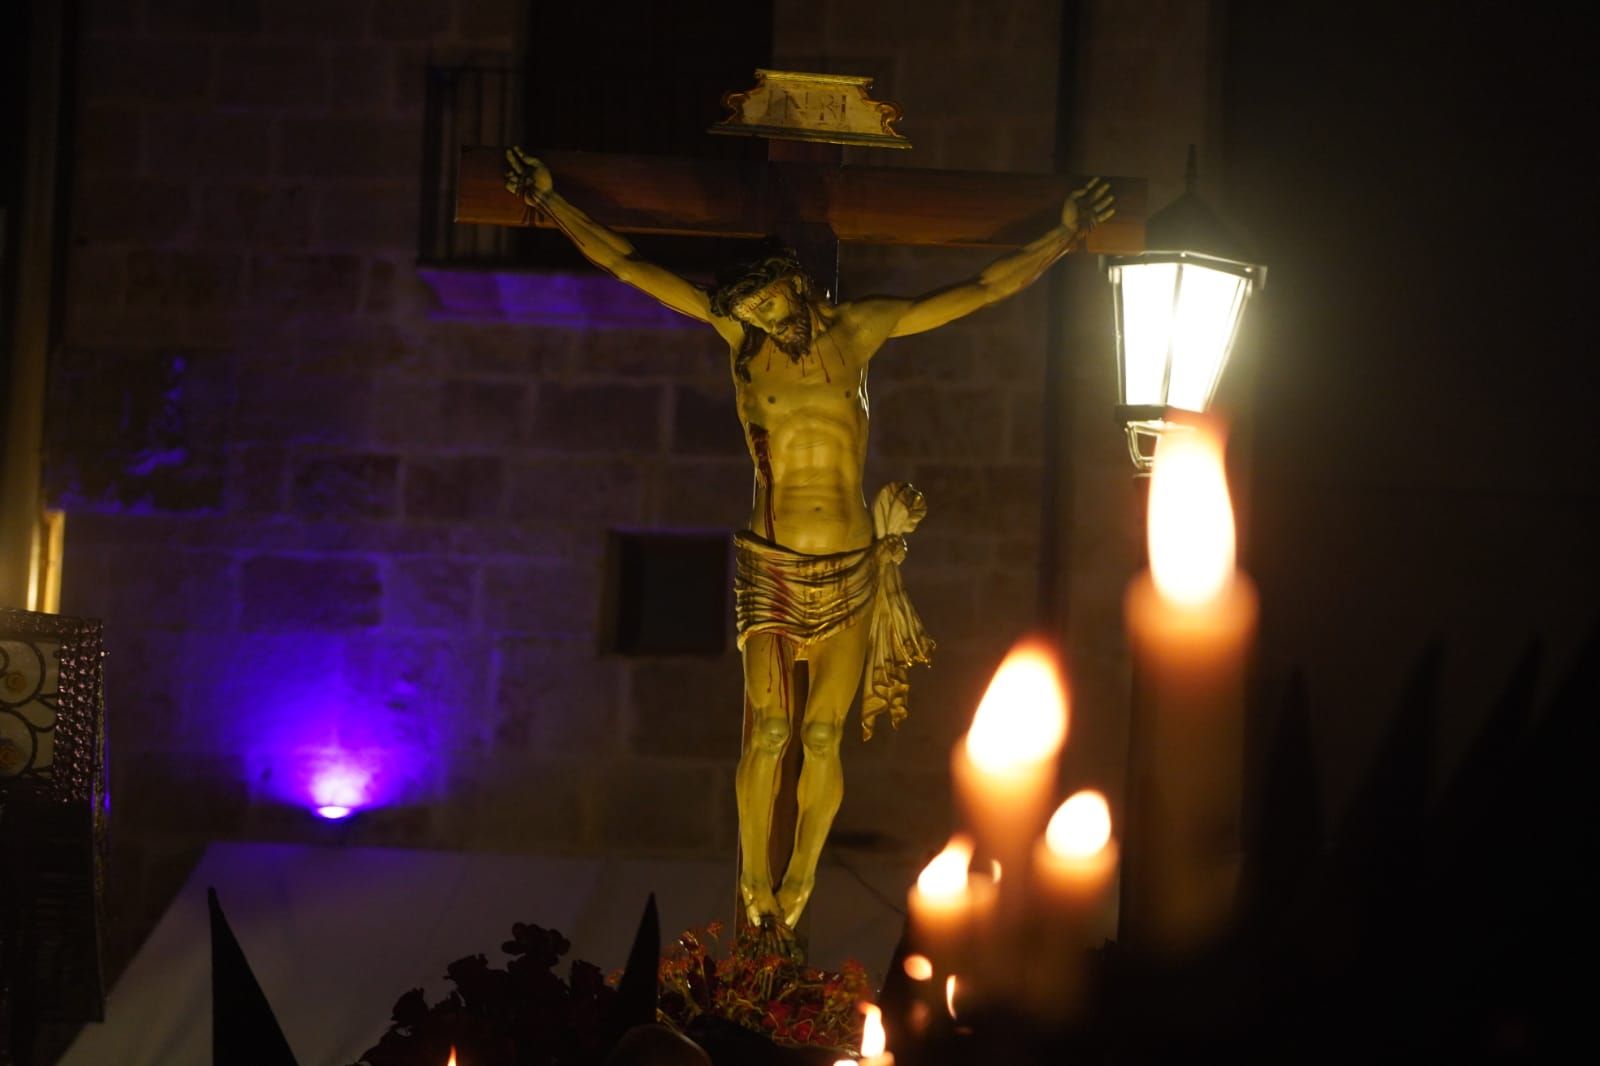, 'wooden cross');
452,77,1146,945
455,145,1145,263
